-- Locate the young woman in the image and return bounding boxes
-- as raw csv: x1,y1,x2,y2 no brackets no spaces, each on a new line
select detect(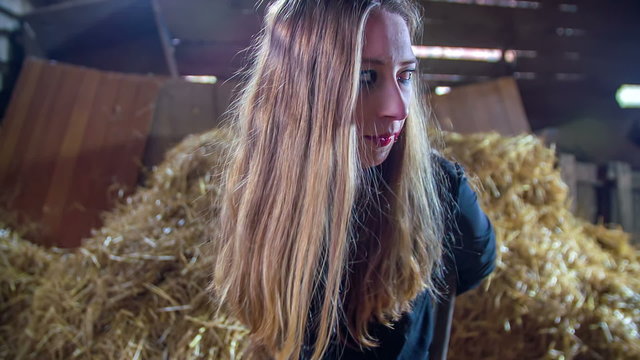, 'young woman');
210,1,496,359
